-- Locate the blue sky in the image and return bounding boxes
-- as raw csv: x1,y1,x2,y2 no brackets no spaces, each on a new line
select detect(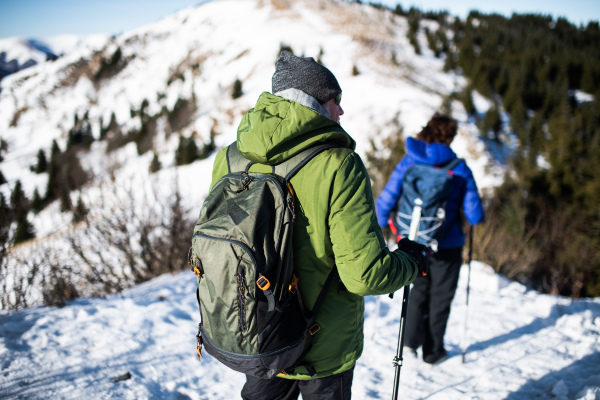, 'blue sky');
1,0,598,39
